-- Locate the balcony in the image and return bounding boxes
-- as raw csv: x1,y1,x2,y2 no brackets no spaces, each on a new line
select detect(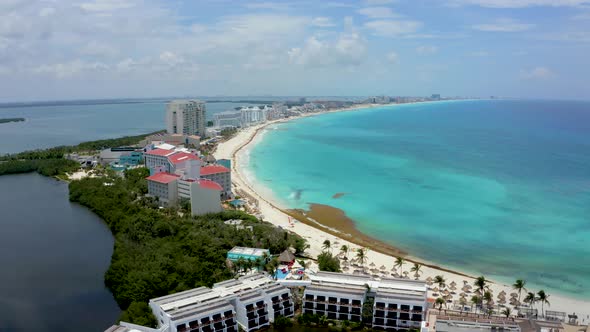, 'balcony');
338,313,349,321
412,314,422,322
177,324,188,332
328,305,337,312
316,304,326,311
247,312,257,320
248,319,257,329
387,319,397,327
304,302,314,309
351,308,361,315
327,312,337,319
213,322,224,330
375,310,385,318
257,308,266,316
339,306,349,314
350,315,361,322
201,325,212,332
374,318,385,326
227,326,236,332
